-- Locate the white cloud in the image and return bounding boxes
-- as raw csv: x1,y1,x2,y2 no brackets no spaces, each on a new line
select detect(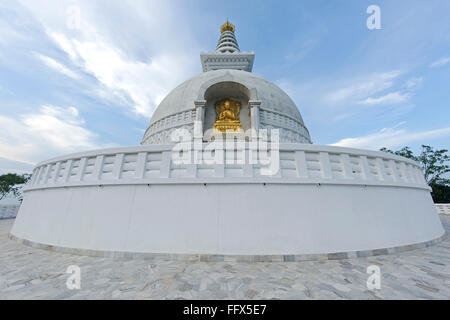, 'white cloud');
278,69,420,125
325,72,423,108
429,57,450,68
358,91,410,105
18,0,200,119
324,70,402,104
0,105,100,165
35,53,79,79
332,123,450,150
358,76,423,106
0,157,34,175
48,33,191,117
404,77,423,89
